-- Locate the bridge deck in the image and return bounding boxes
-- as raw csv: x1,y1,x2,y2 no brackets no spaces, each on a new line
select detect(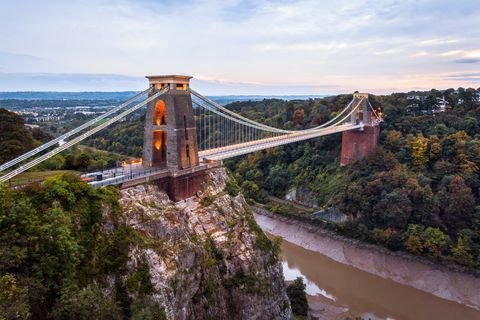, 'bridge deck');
199,123,363,160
